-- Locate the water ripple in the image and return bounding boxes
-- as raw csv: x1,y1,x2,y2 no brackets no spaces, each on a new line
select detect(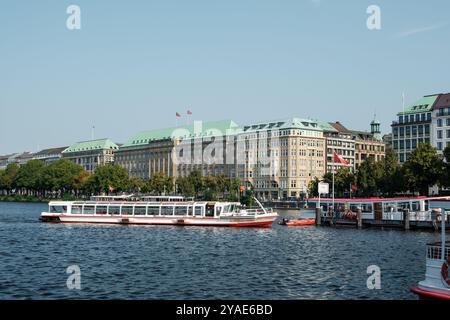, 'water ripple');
0,202,434,300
